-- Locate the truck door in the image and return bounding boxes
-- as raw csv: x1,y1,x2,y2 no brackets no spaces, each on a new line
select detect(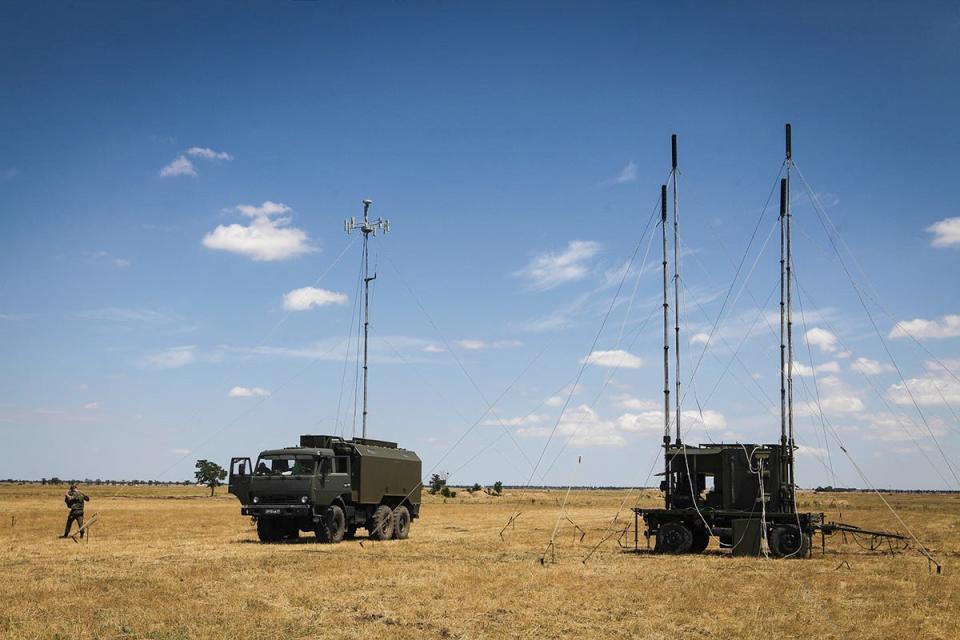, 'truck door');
228,457,252,502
